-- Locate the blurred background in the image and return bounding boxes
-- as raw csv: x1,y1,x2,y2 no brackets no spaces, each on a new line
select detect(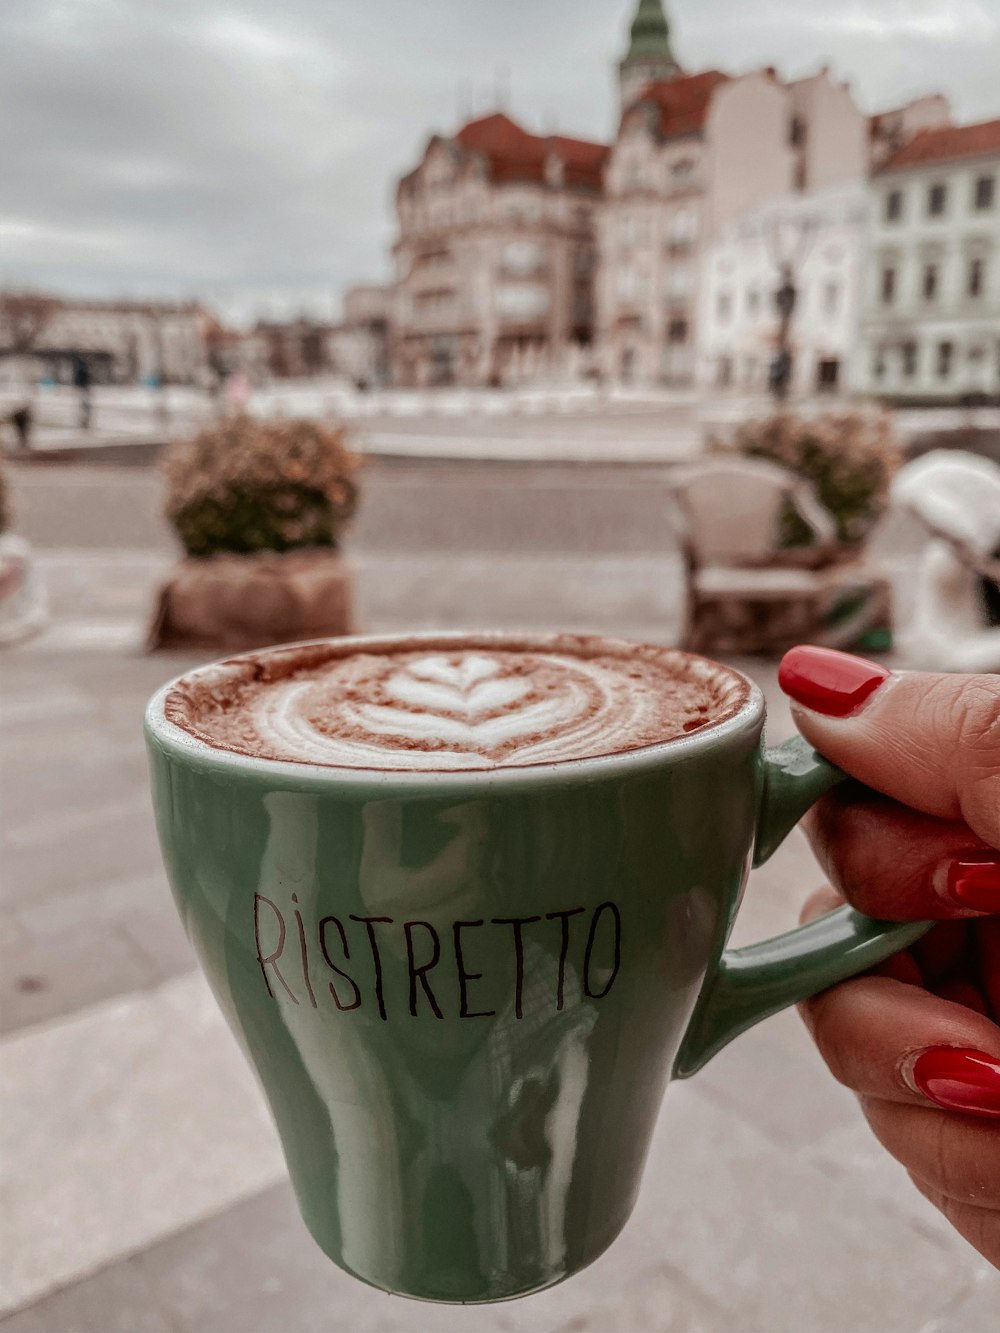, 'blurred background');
1,1,998,1330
